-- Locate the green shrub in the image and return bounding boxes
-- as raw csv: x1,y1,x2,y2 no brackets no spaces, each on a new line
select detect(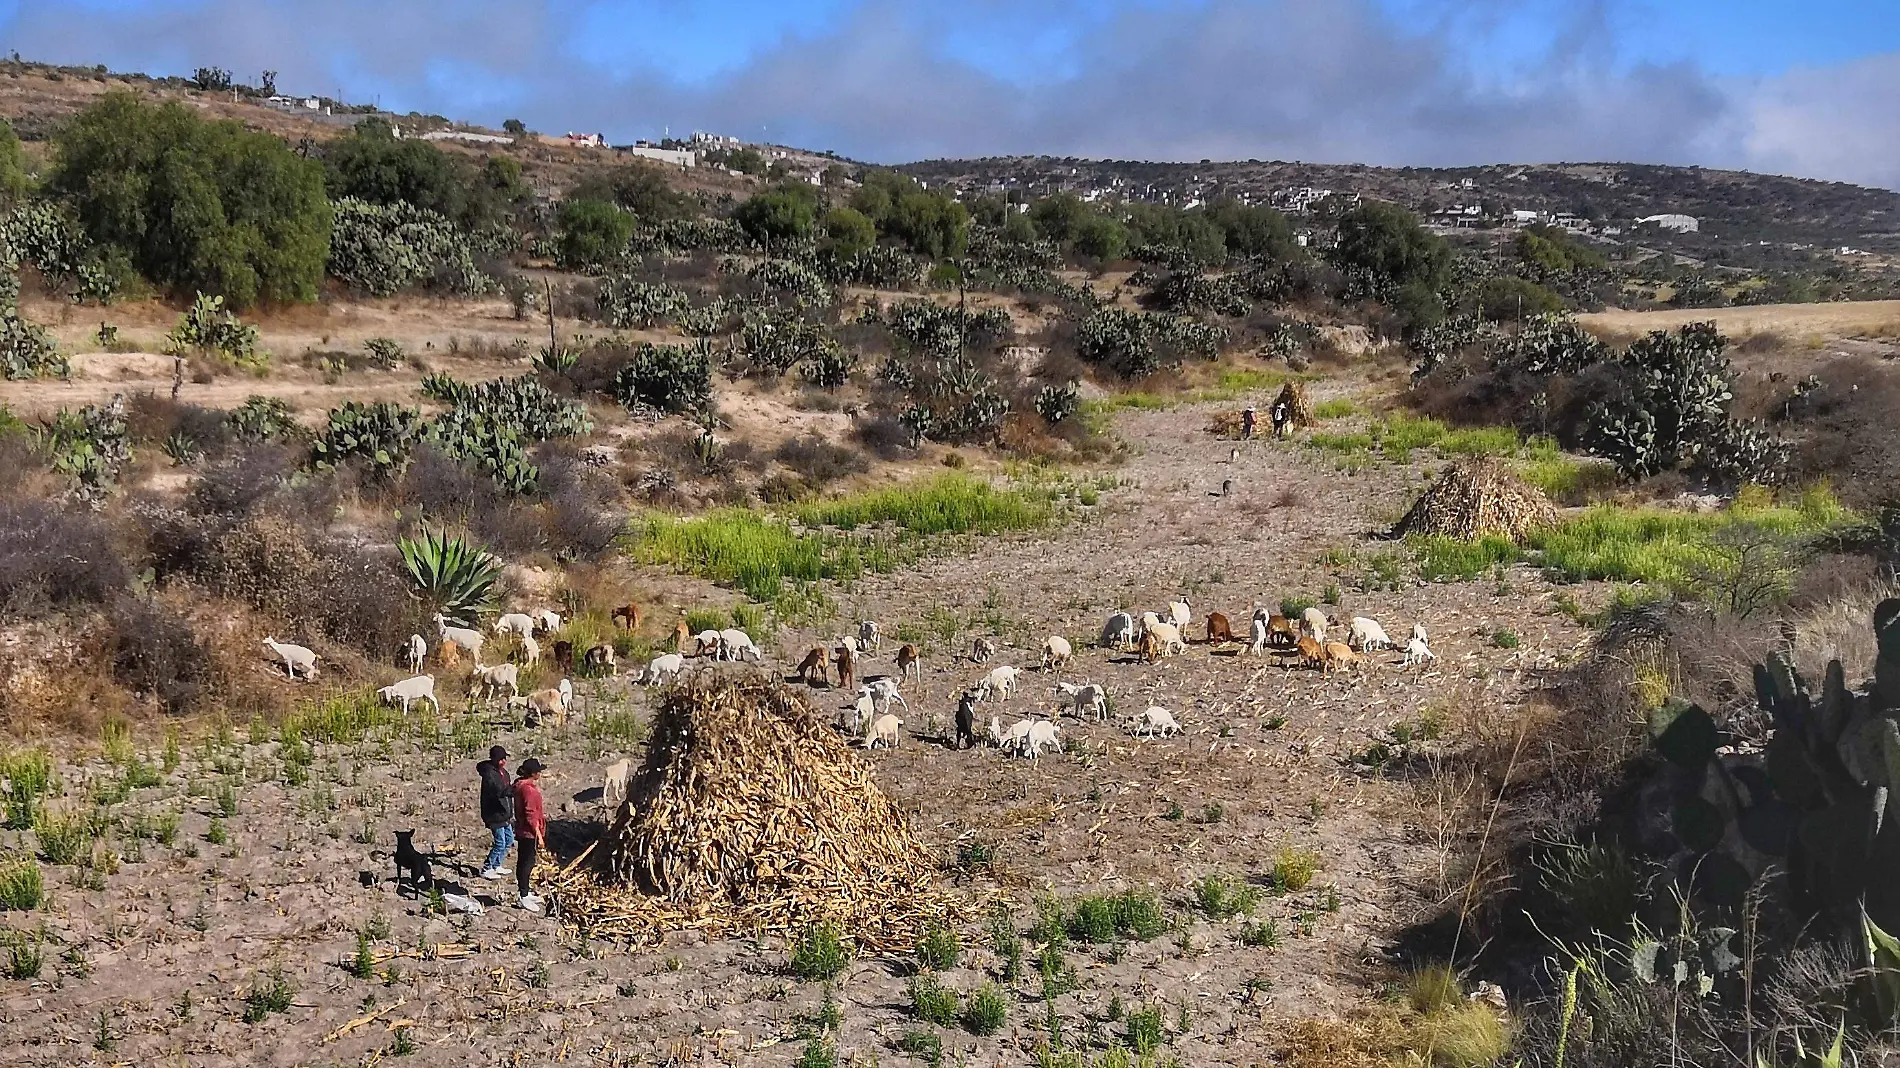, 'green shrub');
1,750,53,830
165,293,264,369
1410,535,1519,582
1492,629,1520,649
1279,596,1314,619
241,965,295,1022
1193,872,1259,920
227,396,297,441
1124,1004,1165,1054
399,528,503,626
789,924,851,981
962,982,1008,1036
1313,398,1355,419
896,1028,942,1065
33,809,94,865
1272,849,1322,892
1240,918,1280,947
613,340,714,414
916,922,961,971
1,928,43,978
309,400,422,479
329,197,487,297
792,1038,836,1068
0,857,44,911
909,973,960,1026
